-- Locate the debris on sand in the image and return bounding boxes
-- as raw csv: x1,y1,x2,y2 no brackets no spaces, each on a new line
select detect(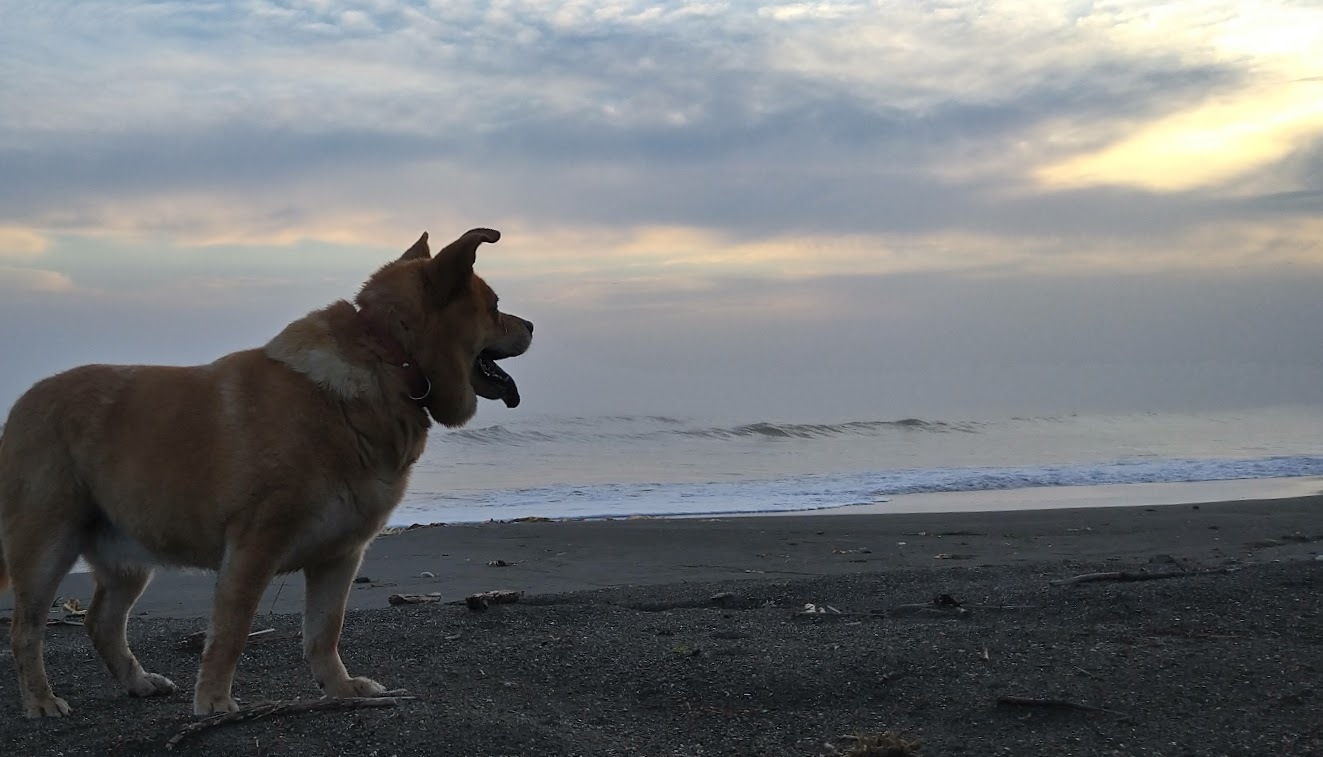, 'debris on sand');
464,590,523,612
823,730,922,756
